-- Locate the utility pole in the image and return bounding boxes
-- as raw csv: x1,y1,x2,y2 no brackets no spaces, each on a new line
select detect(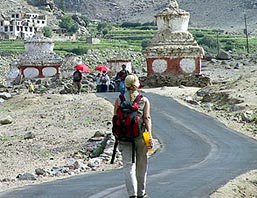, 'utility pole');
216,30,220,55
244,13,249,53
